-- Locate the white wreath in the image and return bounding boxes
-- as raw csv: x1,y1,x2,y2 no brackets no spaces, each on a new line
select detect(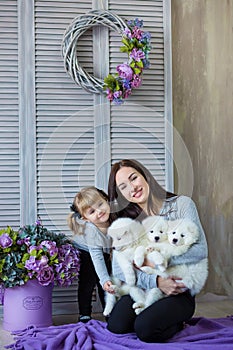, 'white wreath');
62,10,127,94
